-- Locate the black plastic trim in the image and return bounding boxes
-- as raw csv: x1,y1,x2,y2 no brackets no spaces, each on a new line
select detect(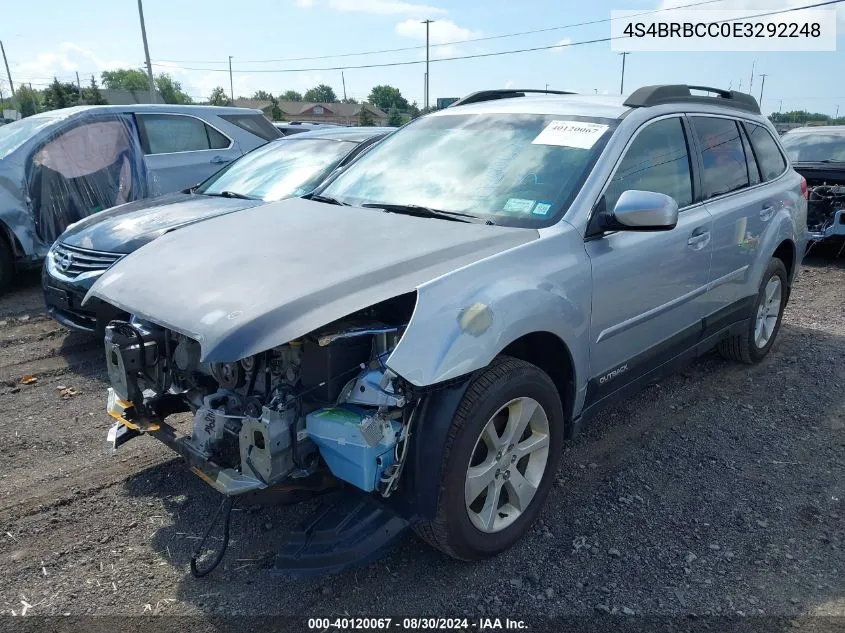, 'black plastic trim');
624,85,761,115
